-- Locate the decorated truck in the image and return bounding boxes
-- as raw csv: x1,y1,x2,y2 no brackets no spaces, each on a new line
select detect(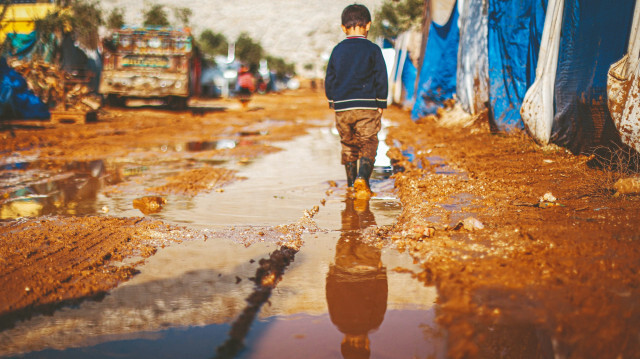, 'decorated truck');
99,27,201,110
